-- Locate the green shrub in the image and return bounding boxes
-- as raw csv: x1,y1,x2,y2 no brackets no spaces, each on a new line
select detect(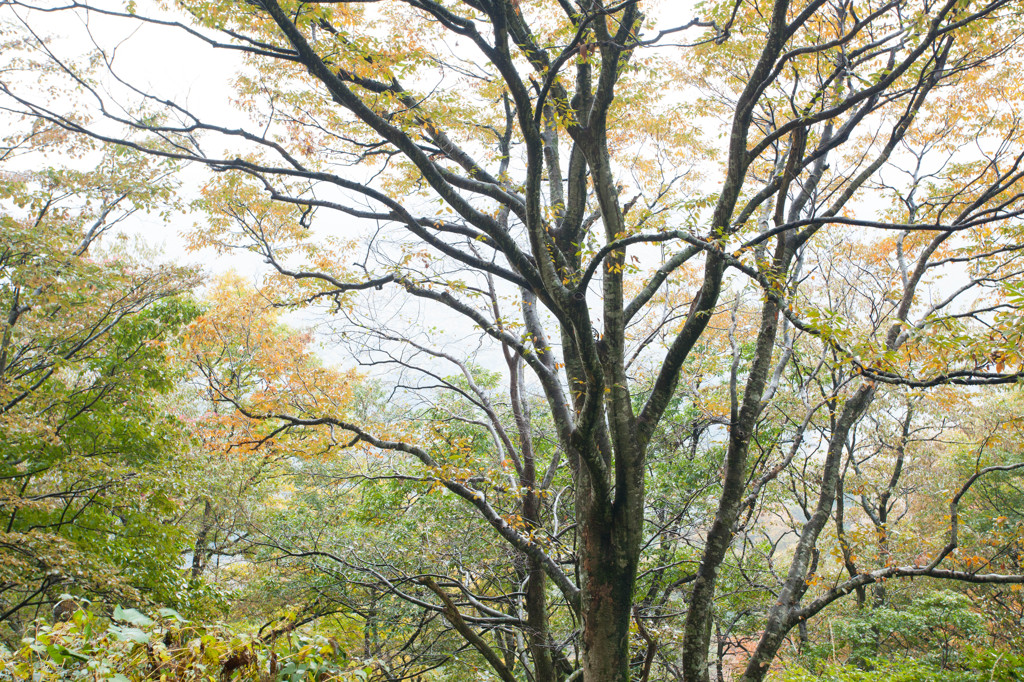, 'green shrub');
0,604,370,681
